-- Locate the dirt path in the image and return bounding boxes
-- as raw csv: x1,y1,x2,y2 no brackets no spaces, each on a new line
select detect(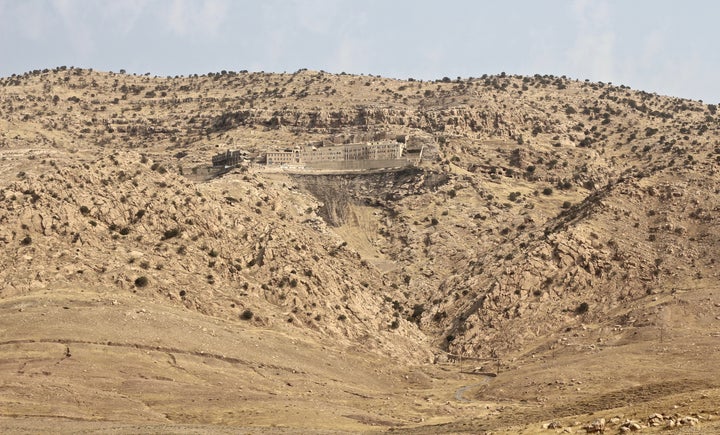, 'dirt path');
454,374,496,402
